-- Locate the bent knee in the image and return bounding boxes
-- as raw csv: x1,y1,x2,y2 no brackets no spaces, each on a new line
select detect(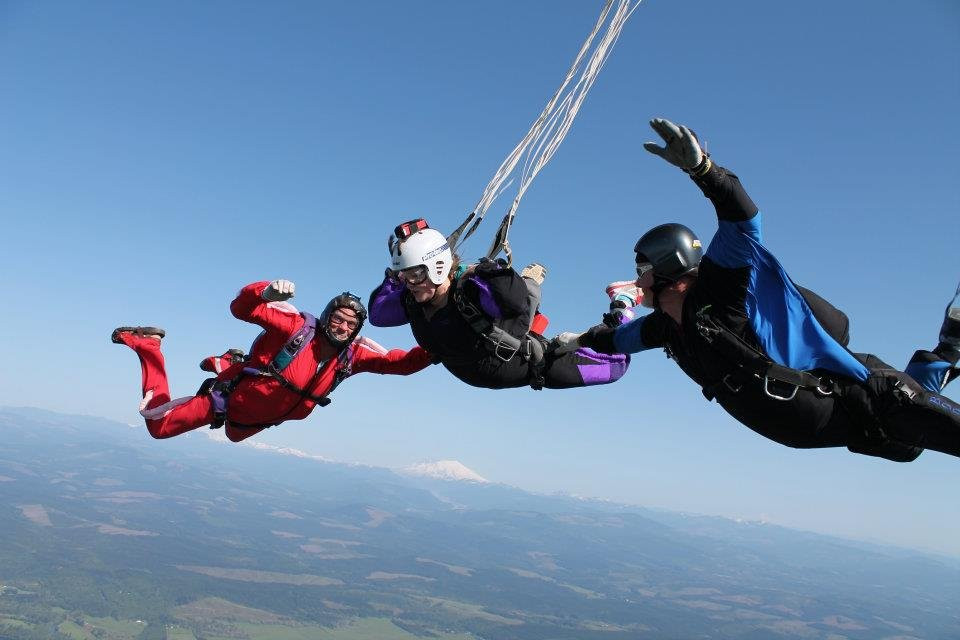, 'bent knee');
145,421,178,440
225,425,261,442
225,428,248,443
